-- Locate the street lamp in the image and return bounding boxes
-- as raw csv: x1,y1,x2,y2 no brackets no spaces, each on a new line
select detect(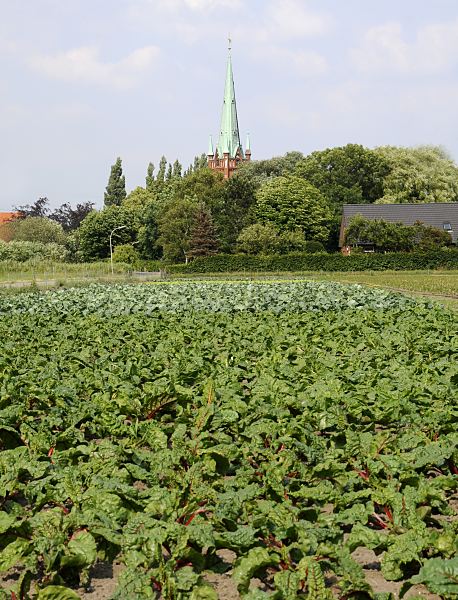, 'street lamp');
110,225,127,275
